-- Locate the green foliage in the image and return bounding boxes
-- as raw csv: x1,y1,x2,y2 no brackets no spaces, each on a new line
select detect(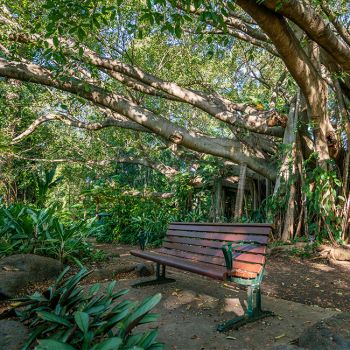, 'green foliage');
79,170,213,246
0,204,100,262
40,0,118,40
35,167,64,207
303,156,343,242
12,267,163,350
